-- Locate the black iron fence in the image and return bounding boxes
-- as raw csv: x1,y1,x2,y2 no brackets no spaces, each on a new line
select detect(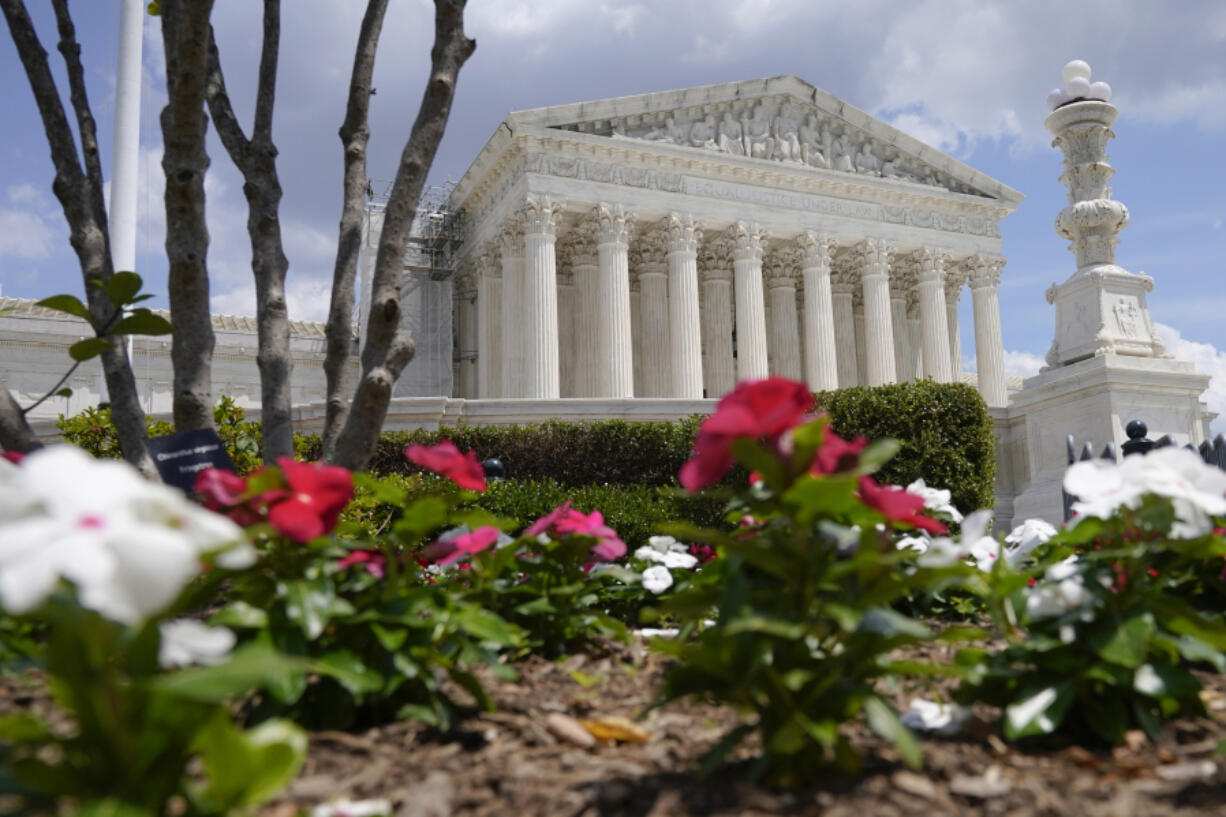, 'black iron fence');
1061,420,1226,522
